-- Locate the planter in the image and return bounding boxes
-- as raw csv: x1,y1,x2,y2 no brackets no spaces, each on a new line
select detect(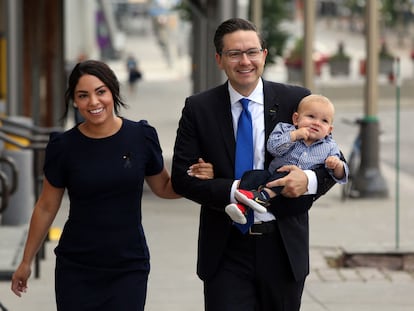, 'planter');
285,63,323,82
329,59,350,76
379,58,393,75
286,67,303,83
359,58,394,76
